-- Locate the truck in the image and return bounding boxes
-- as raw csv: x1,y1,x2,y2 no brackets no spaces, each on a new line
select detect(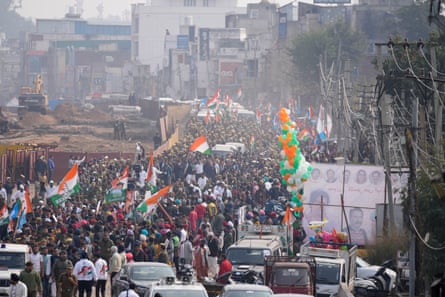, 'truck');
264,255,316,295
225,224,293,275
17,74,48,116
300,241,357,297
0,243,30,296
